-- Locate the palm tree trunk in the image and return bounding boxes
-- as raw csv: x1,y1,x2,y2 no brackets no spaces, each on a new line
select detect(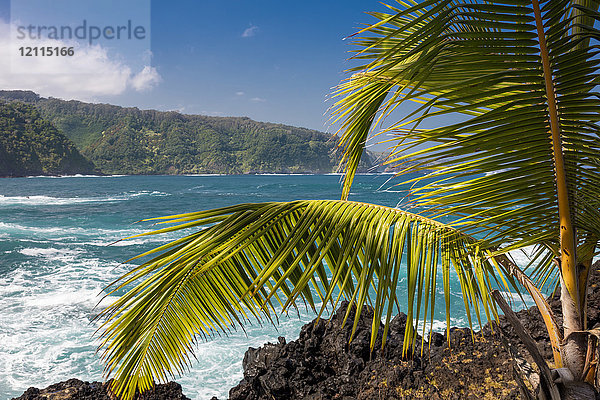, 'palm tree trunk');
560,275,586,380
559,263,597,399
530,0,590,388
